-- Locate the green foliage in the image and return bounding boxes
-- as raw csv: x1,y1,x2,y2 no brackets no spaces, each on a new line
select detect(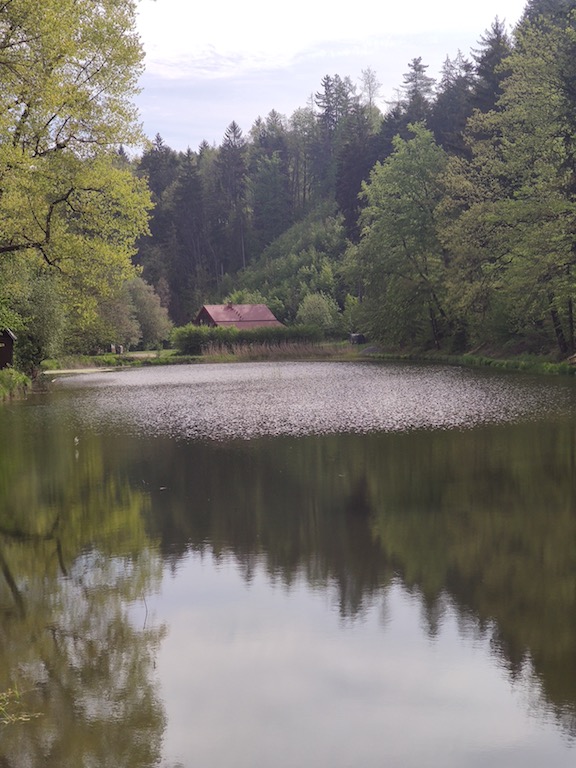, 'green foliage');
170,325,204,355
430,52,475,156
171,323,321,355
3,268,171,363
357,124,450,349
439,10,576,356
11,271,66,374
228,202,347,321
0,368,29,400
250,151,293,247
295,292,343,334
132,11,576,361
342,294,361,333
0,302,20,332
126,277,172,348
399,57,436,123
0,1,152,366
0,1,151,274
470,17,512,113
